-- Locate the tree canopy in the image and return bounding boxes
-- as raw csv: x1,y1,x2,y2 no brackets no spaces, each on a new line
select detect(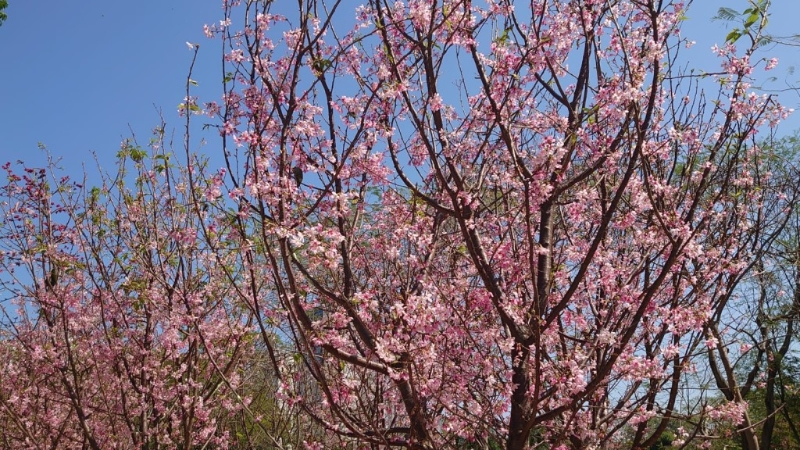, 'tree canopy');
1,1,798,449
